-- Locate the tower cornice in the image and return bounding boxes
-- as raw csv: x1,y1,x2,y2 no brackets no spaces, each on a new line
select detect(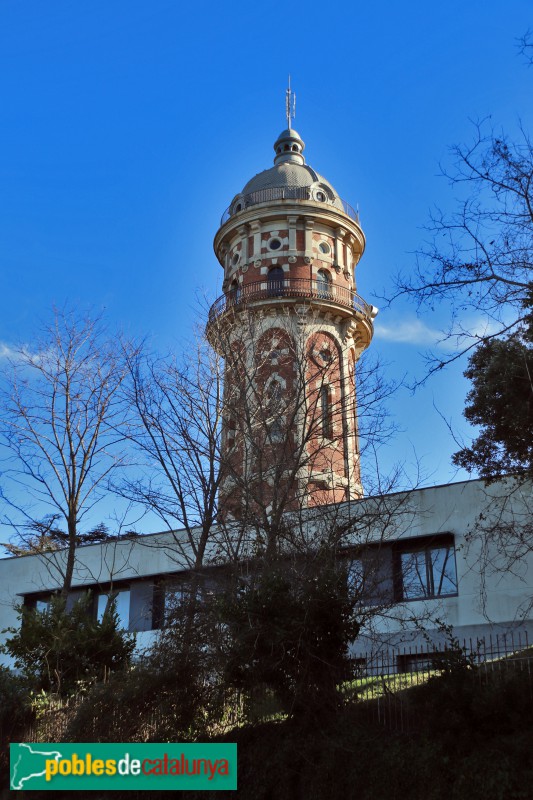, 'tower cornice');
214,201,365,267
